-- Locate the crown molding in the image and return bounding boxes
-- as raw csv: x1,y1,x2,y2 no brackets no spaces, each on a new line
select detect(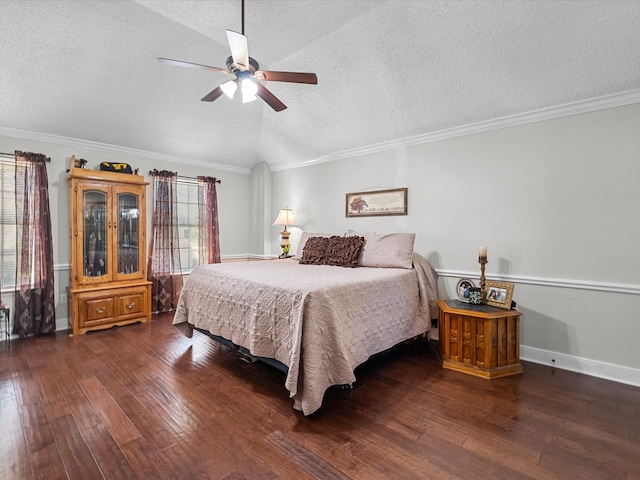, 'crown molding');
3,89,640,174
271,89,640,172
0,126,251,175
